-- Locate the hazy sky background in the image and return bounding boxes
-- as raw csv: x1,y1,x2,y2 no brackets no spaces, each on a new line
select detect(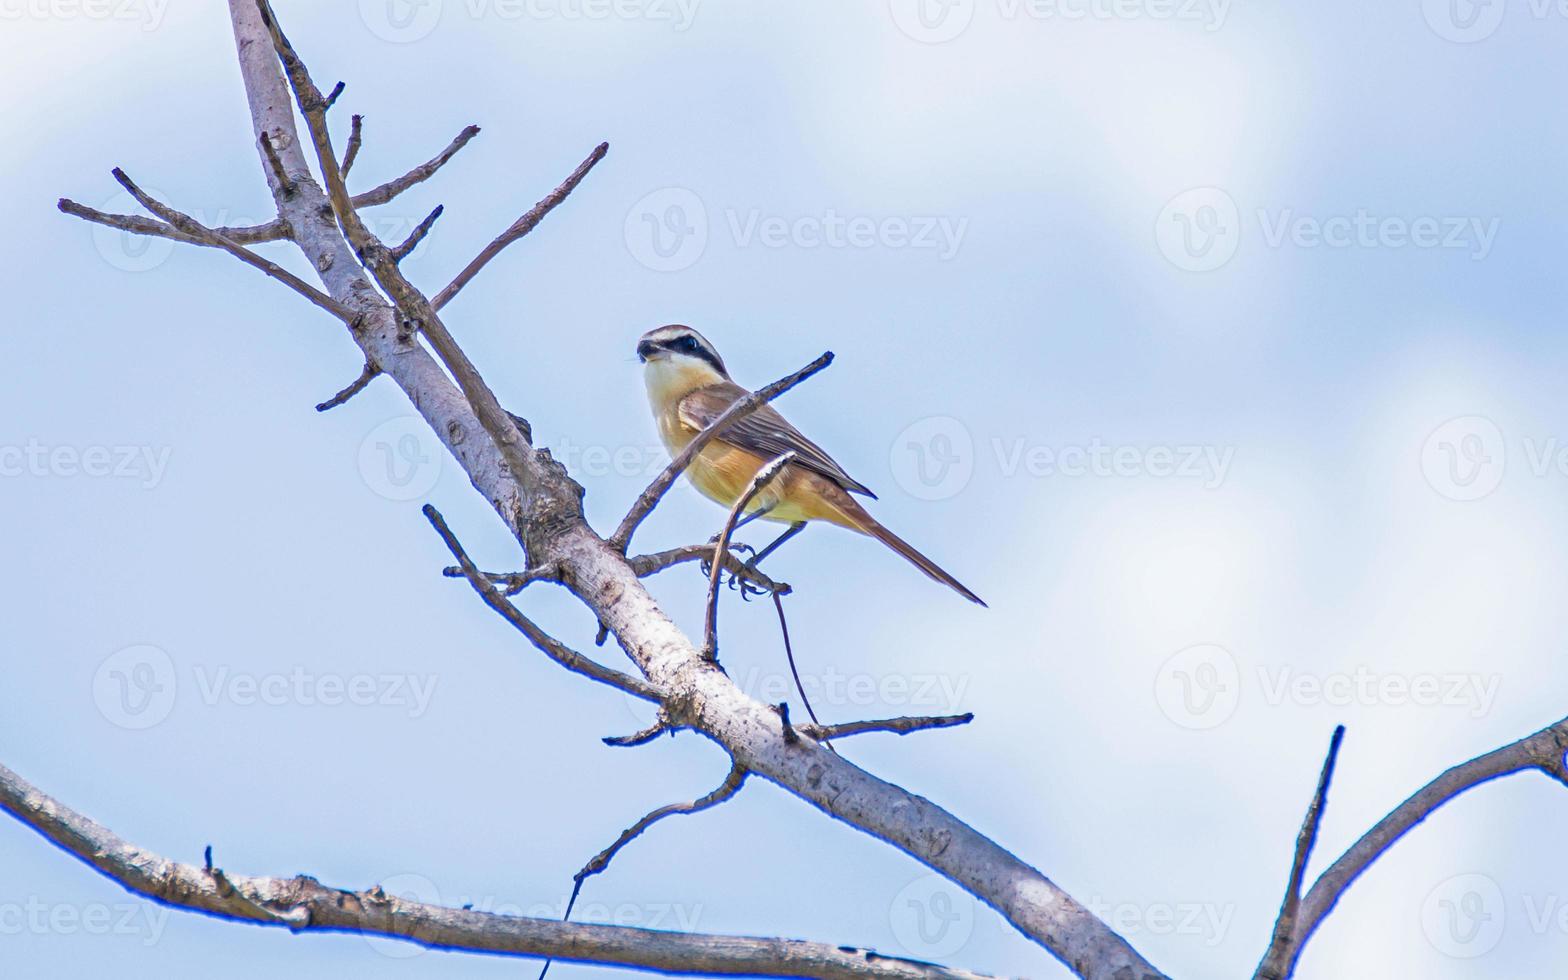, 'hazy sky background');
4,1,1568,977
